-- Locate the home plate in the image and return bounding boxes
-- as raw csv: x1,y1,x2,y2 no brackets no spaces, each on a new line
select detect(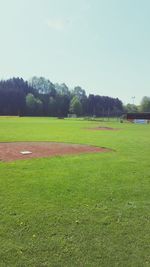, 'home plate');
20,151,32,155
